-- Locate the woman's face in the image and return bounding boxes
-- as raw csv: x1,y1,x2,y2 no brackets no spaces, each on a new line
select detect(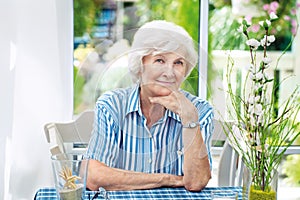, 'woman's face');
140,52,187,96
